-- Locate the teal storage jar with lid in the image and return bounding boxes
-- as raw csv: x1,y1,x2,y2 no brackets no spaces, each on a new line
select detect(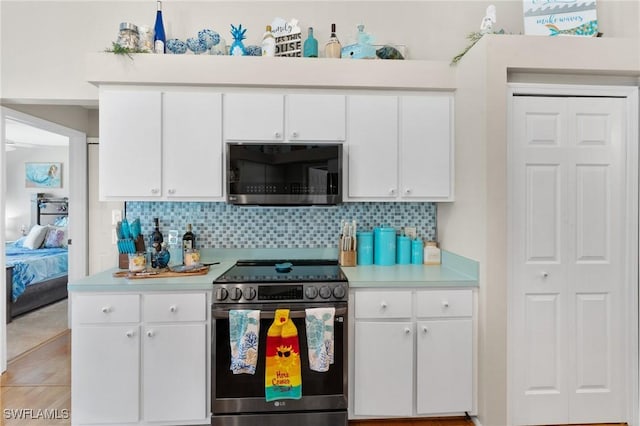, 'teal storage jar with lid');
356,231,373,265
374,227,396,265
396,235,411,264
